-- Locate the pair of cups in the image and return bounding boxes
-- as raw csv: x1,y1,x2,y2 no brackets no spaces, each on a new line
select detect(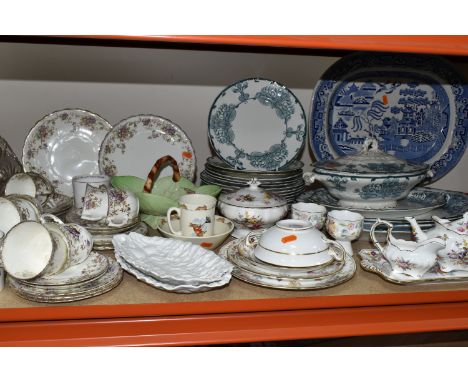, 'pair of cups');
166,194,217,238
0,214,93,280
4,172,53,206
0,195,42,236
73,175,139,228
